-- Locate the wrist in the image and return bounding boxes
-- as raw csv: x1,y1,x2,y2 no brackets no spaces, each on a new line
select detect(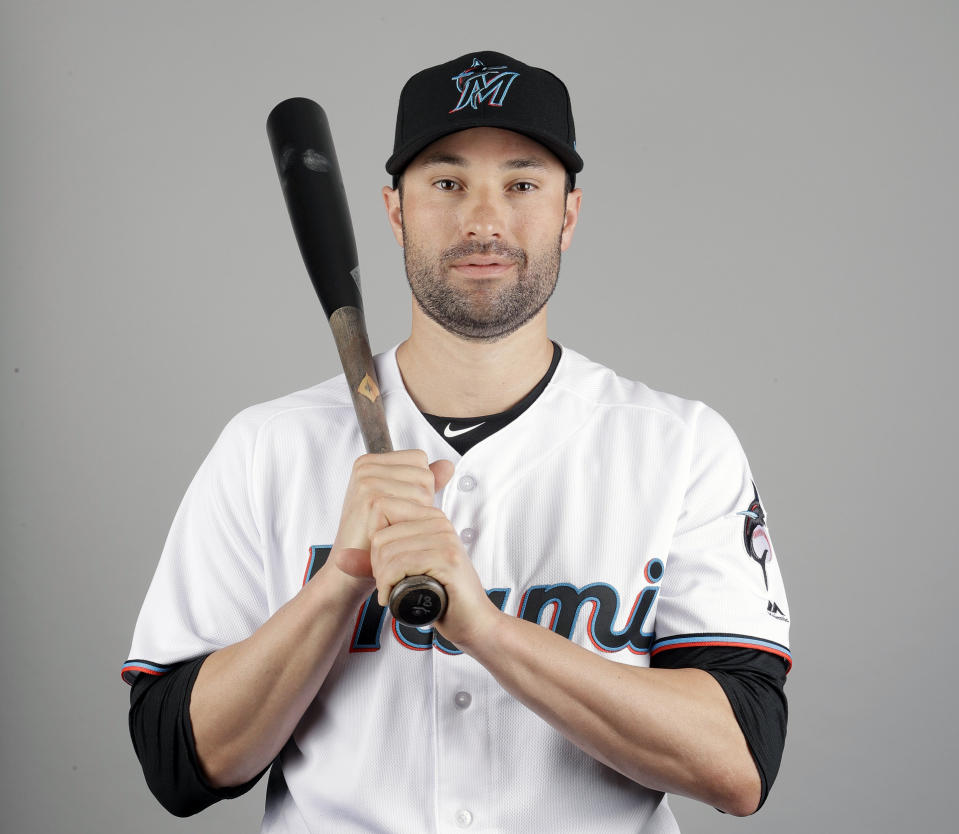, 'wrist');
314,556,376,609
447,602,508,658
